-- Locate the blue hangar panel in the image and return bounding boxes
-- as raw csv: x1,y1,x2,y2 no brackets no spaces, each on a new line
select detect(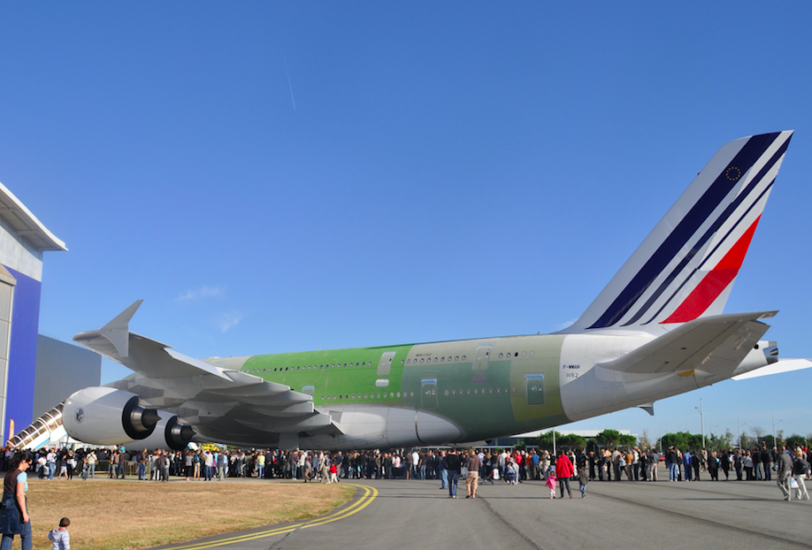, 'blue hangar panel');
4,265,41,438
